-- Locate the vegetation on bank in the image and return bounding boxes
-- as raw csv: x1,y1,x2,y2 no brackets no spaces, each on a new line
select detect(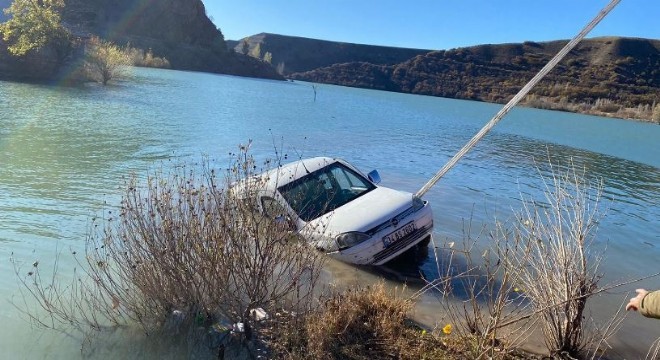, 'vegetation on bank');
0,0,70,61
0,0,170,84
522,95,660,123
83,36,170,85
0,0,283,82
12,144,657,359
